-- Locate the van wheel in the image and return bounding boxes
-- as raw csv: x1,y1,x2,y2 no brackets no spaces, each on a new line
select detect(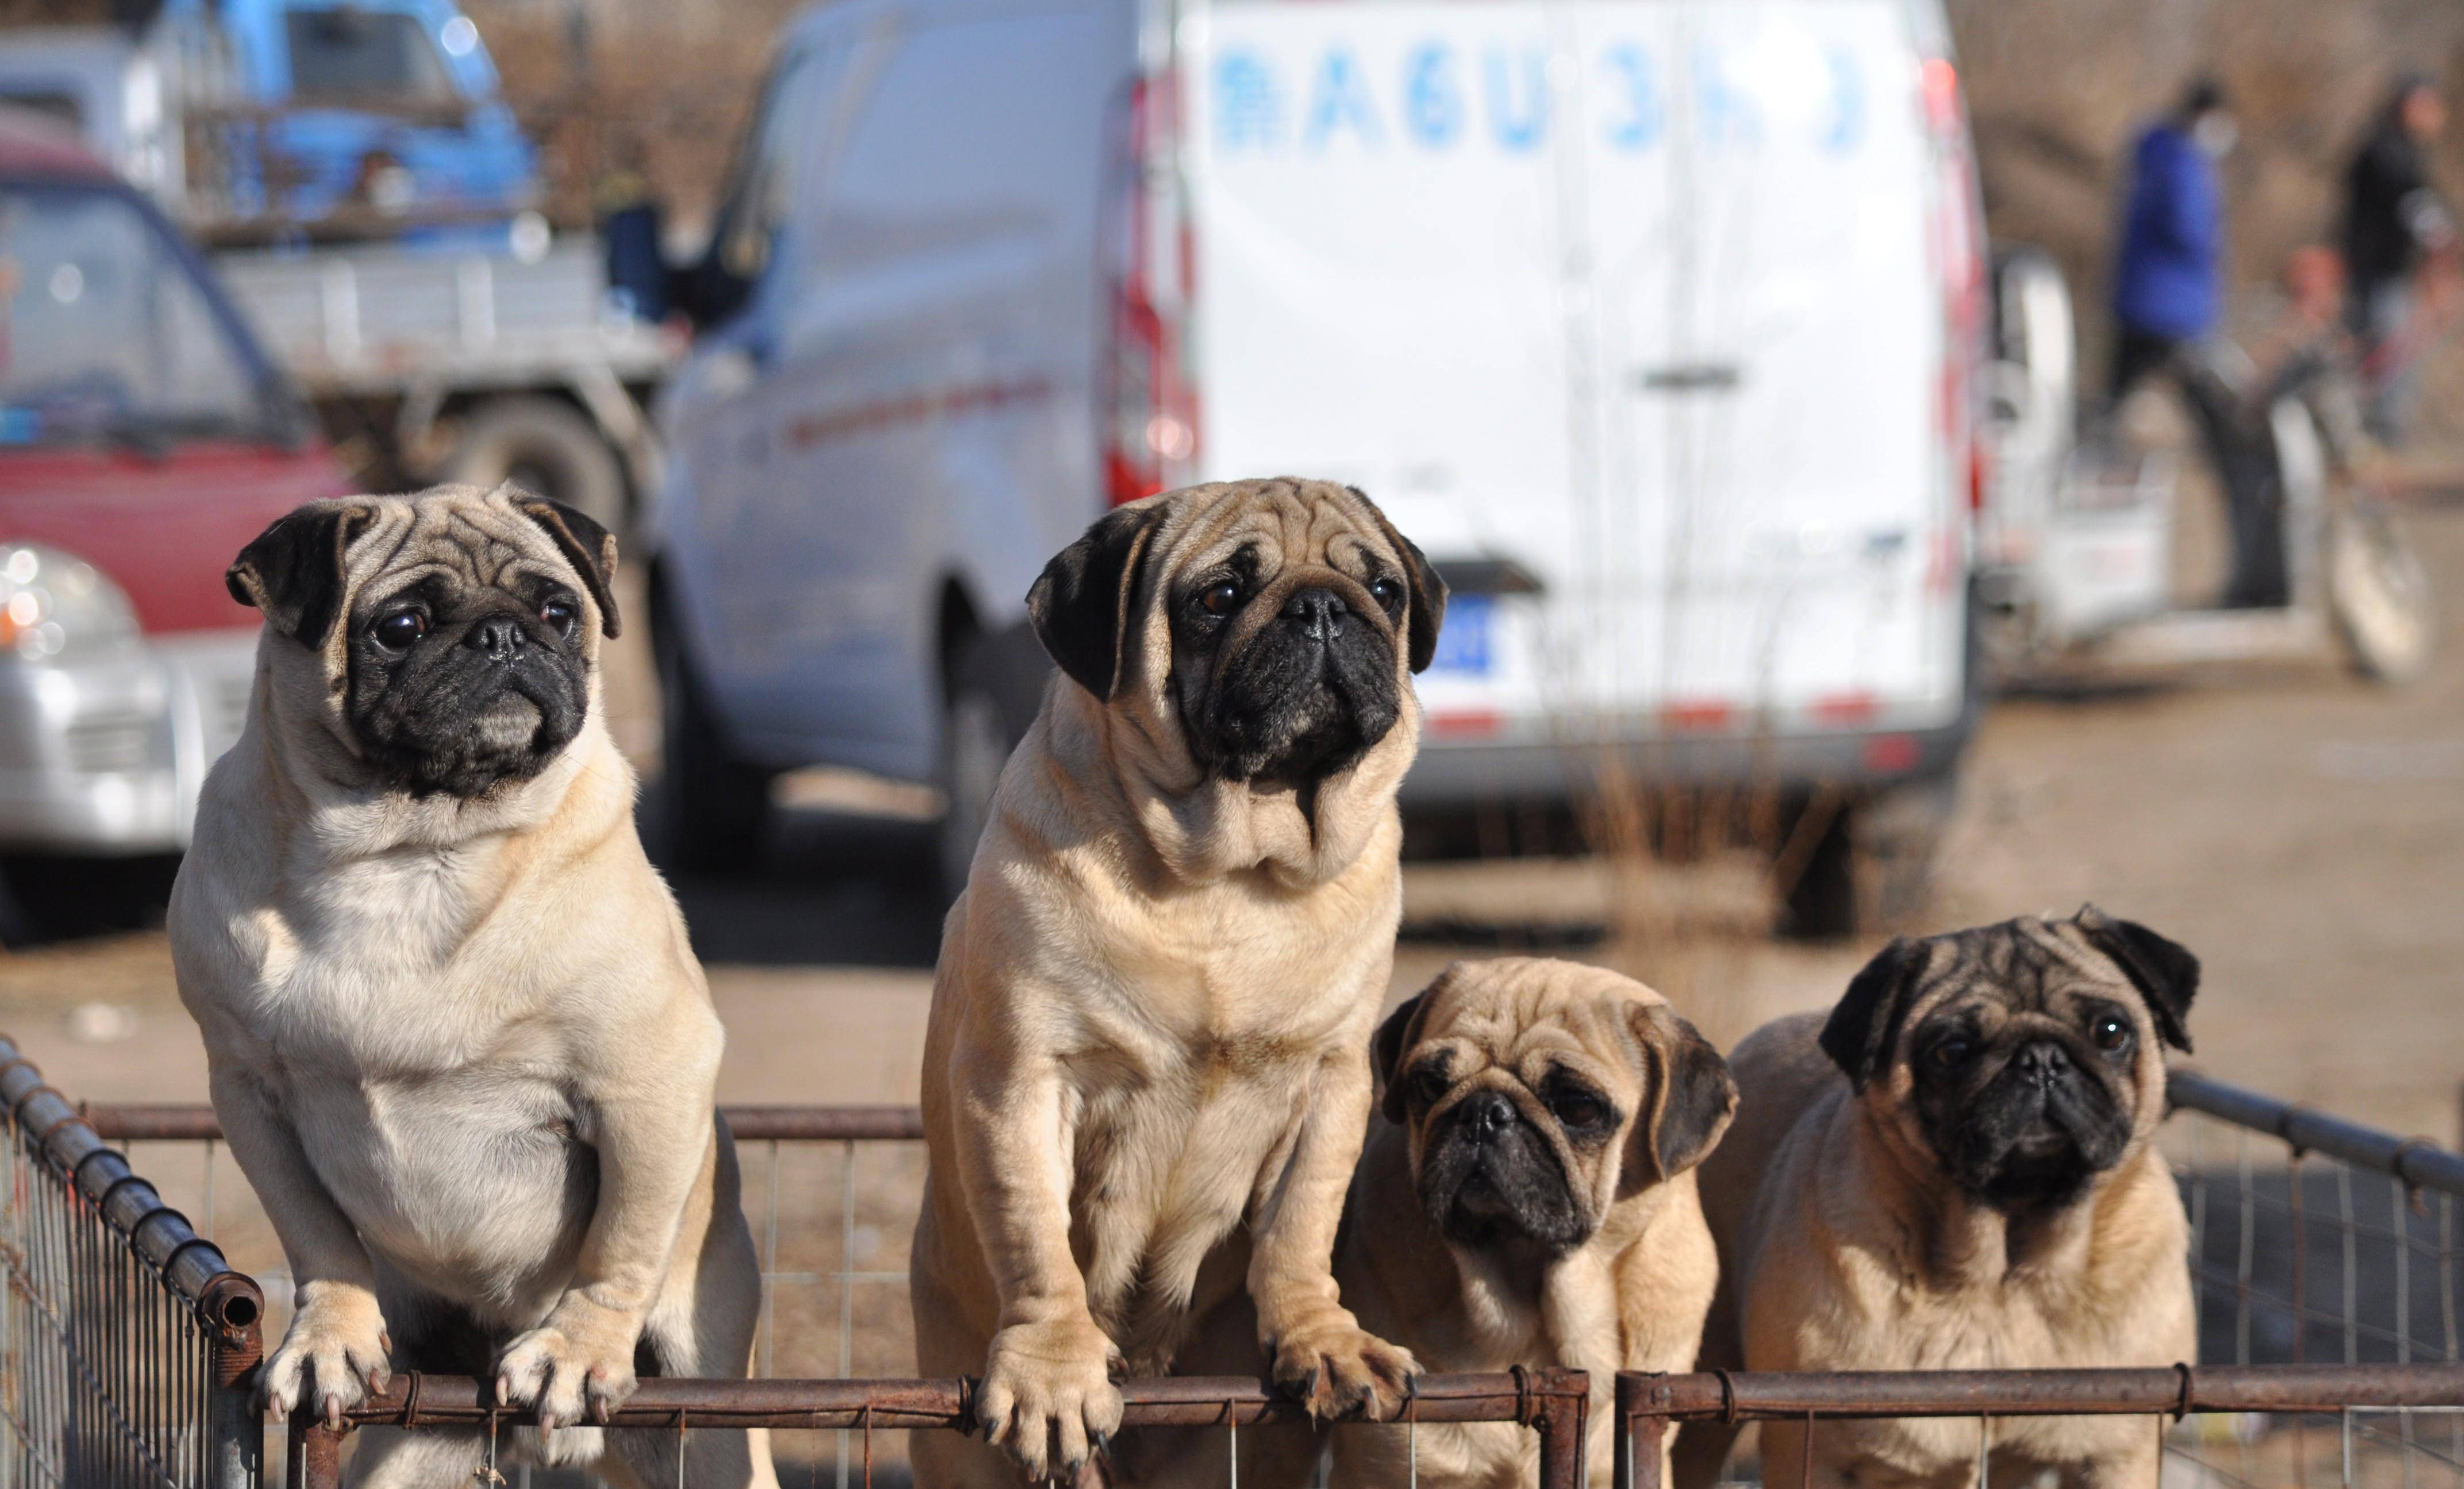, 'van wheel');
441,397,627,538
1780,802,1859,940
936,635,1040,902
652,592,773,875
1779,779,1955,940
